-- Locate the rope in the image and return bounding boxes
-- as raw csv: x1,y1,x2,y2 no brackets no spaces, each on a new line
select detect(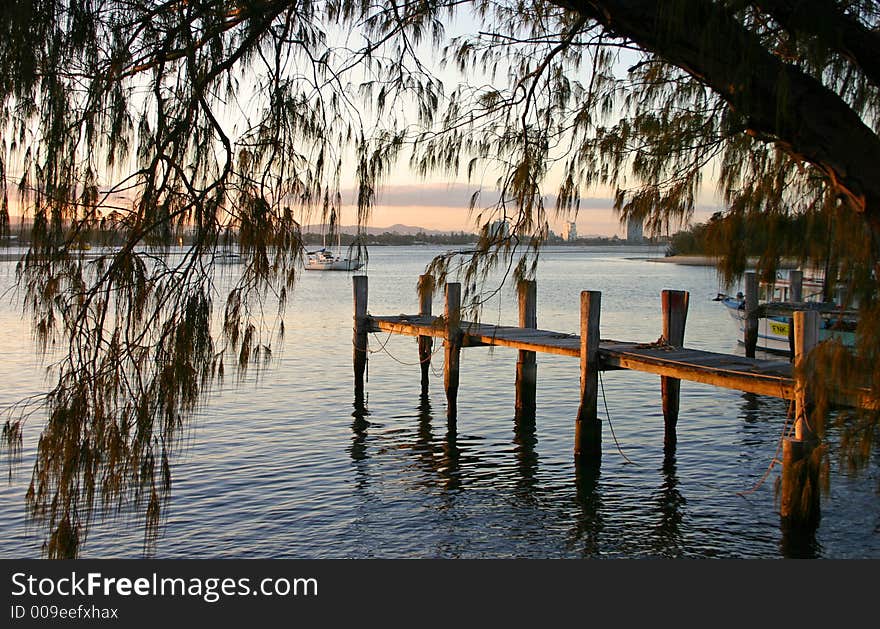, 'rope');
736,399,795,497
430,354,444,378
365,332,394,355
368,331,443,367
599,370,637,465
